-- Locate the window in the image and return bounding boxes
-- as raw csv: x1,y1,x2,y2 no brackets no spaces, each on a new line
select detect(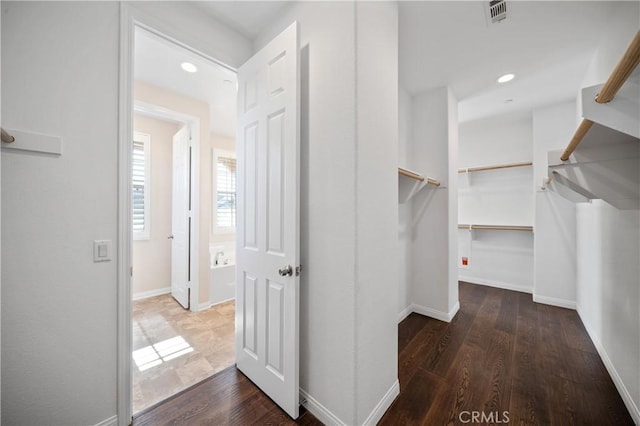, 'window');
214,149,236,232
132,132,151,240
